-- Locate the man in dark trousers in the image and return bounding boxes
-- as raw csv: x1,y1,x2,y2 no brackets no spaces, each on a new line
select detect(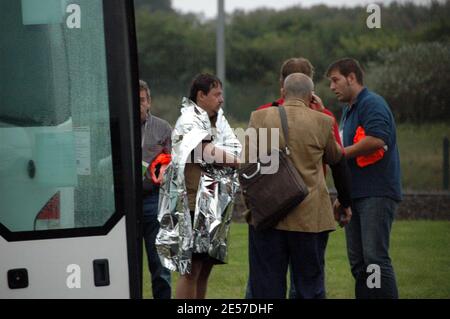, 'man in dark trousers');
140,79,172,299
326,58,402,299
245,73,352,299
246,57,344,298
